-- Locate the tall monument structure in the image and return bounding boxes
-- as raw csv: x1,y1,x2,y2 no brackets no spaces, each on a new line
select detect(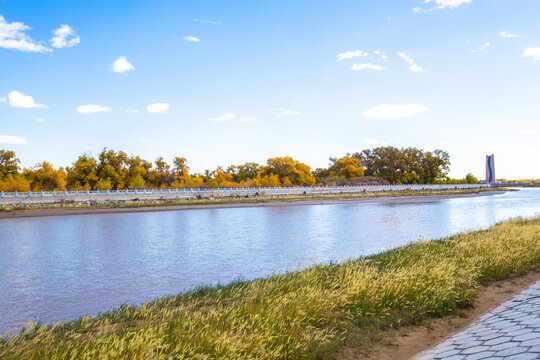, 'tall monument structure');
485,154,495,183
